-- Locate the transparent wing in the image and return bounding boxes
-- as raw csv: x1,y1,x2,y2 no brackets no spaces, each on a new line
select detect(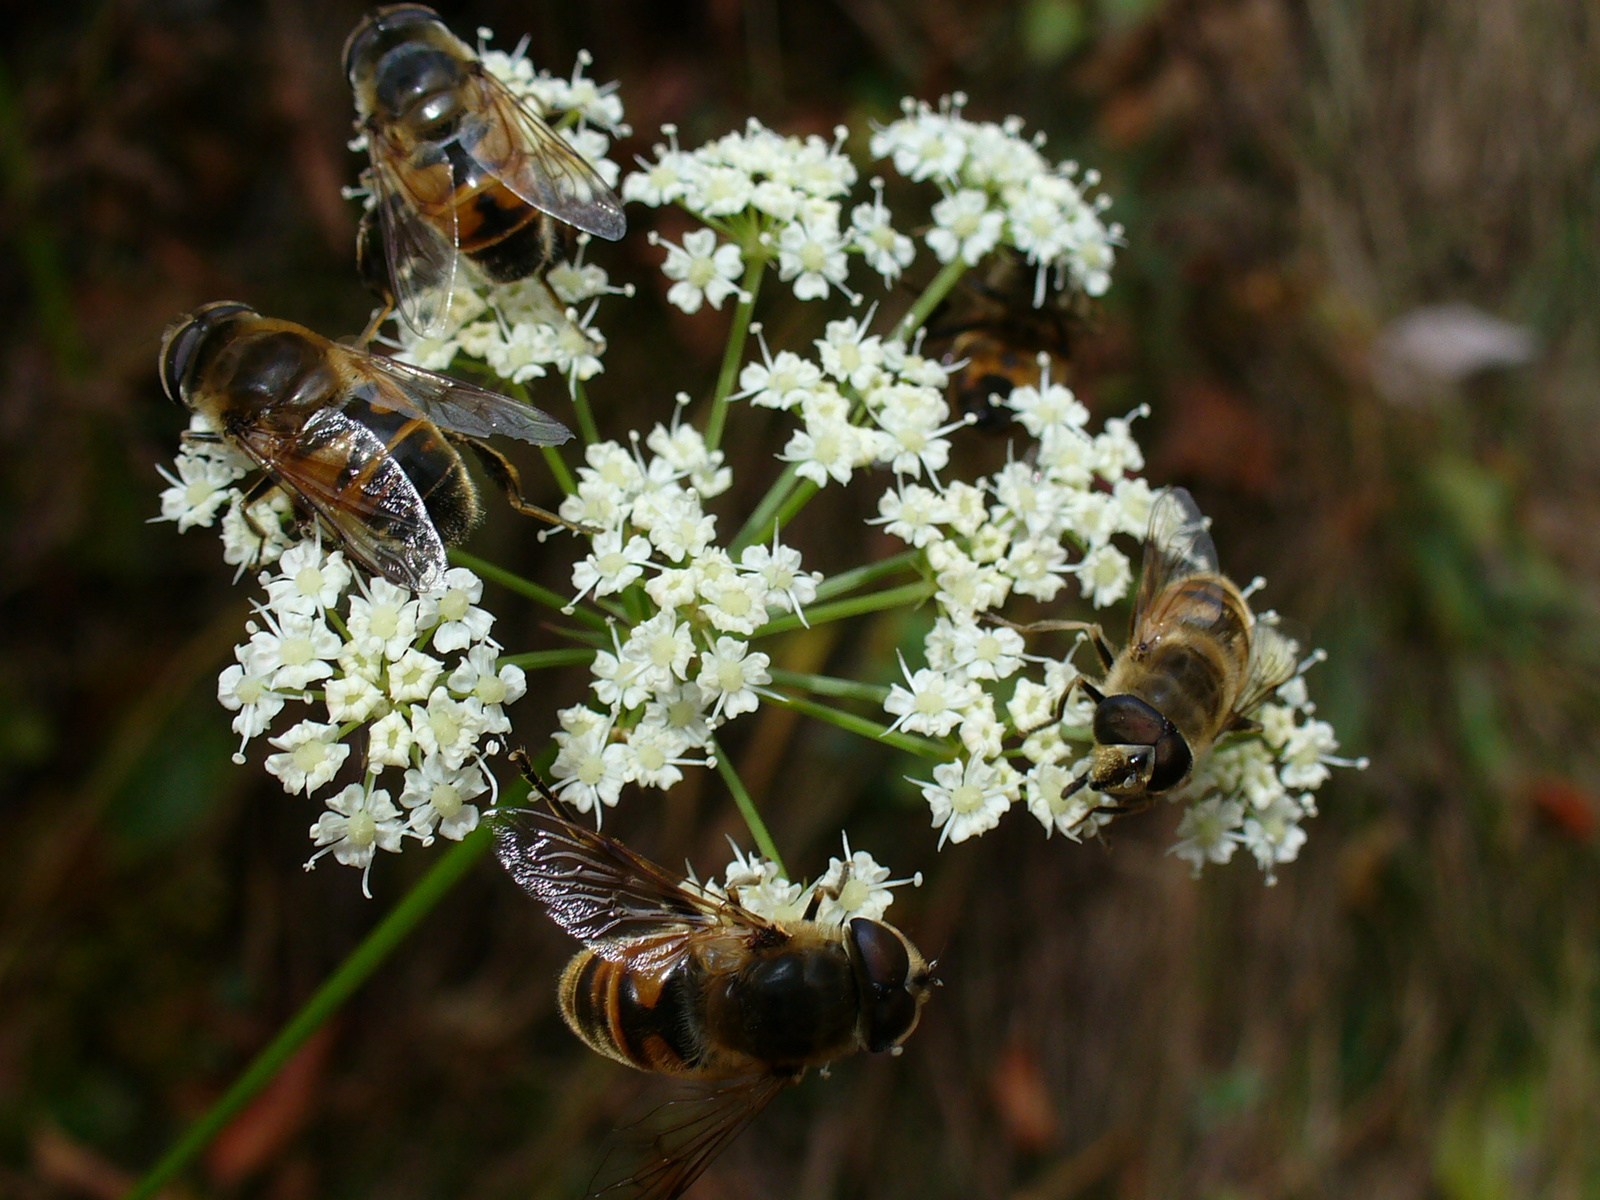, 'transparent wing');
368,156,461,338
458,69,626,241
587,1075,792,1200
1234,619,1301,717
235,410,446,592
495,807,774,958
354,351,571,446
1131,487,1220,633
